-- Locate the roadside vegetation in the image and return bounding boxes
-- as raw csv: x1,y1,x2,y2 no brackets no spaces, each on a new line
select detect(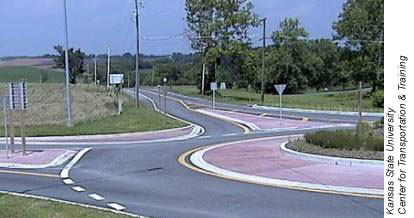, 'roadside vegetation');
170,85,383,112
287,120,384,160
0,194,132,218
0,83,184,137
